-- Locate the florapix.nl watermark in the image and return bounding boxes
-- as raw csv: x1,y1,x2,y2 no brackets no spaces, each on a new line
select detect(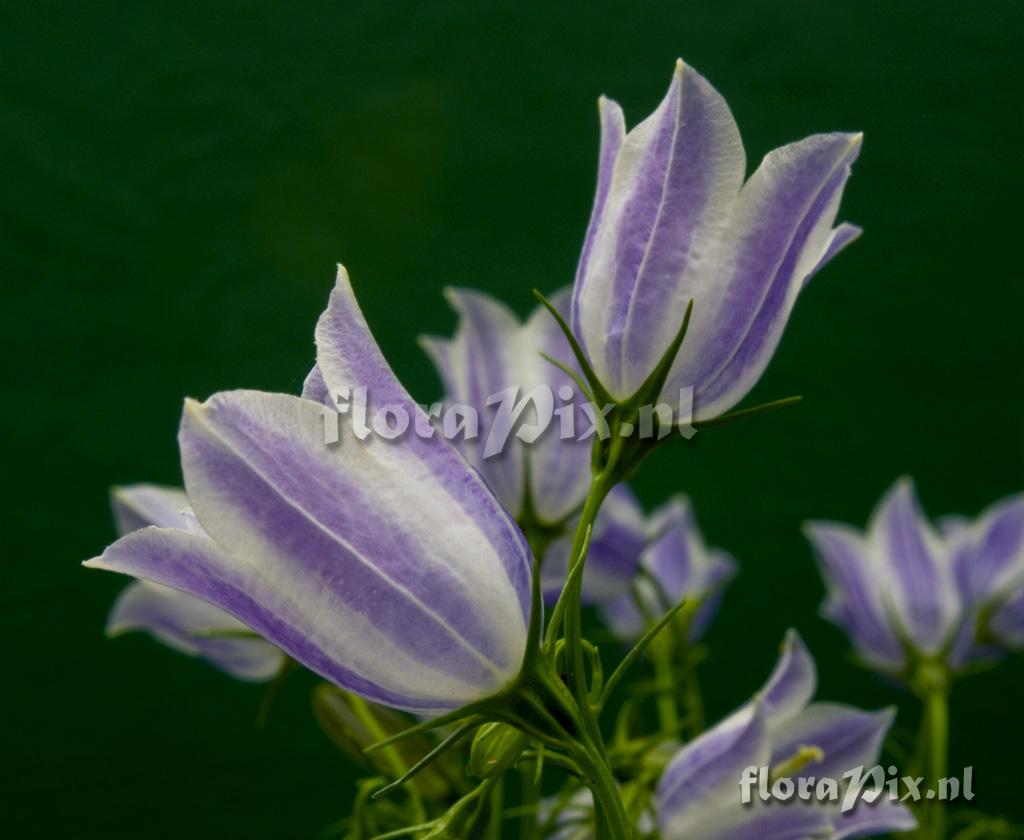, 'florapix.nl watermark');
318,384,697,453
740,764,975,814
